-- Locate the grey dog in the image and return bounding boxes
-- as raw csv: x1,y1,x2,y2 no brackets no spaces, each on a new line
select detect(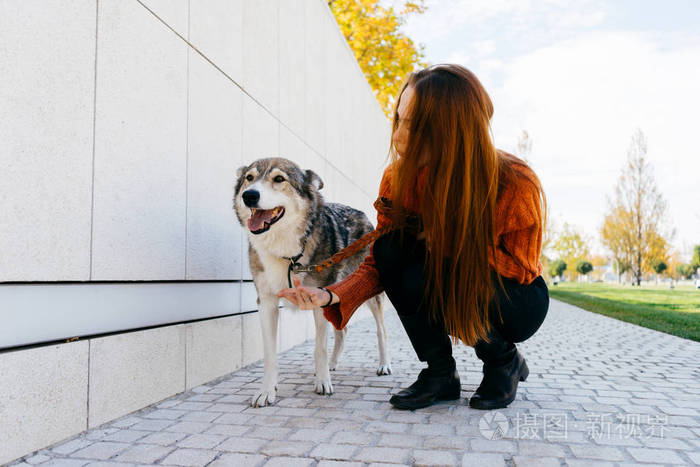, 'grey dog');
233,157,392,407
